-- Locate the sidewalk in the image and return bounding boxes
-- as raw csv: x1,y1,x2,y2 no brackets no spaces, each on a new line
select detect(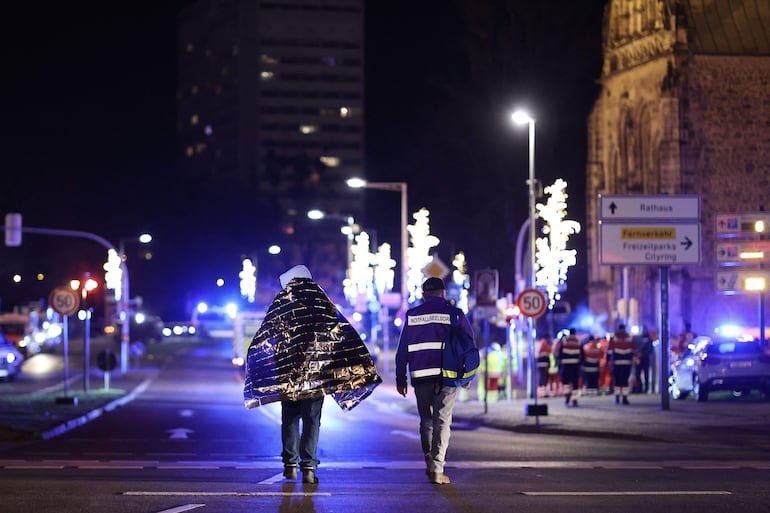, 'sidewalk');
376,366,770,446
447,388,770,445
